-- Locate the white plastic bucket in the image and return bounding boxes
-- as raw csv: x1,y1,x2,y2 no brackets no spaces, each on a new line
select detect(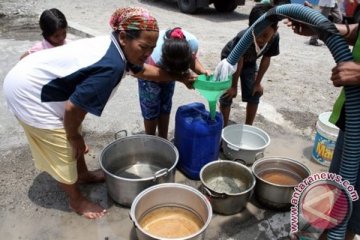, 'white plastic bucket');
312,112,339,166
